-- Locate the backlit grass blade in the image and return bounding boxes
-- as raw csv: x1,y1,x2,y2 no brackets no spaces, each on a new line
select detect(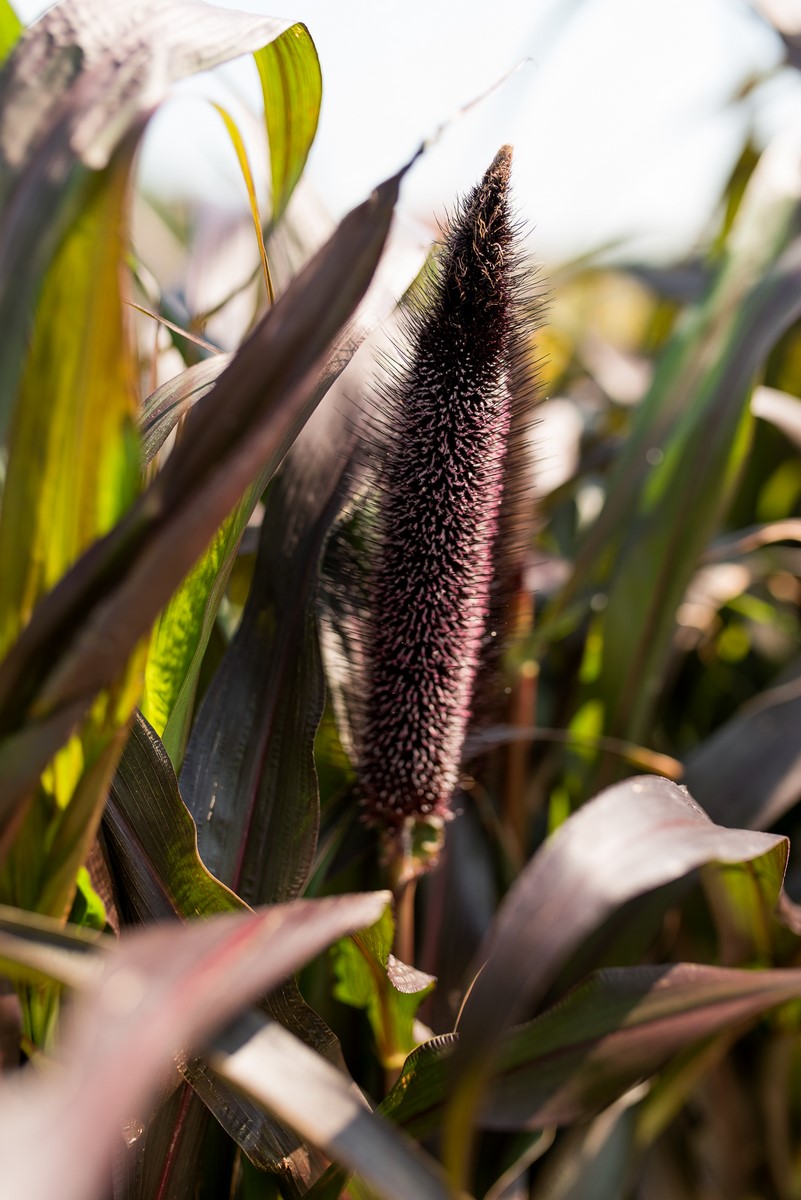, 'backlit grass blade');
0,139,142,948
254,24,322,223
212,101,274,303
0,0,21,64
